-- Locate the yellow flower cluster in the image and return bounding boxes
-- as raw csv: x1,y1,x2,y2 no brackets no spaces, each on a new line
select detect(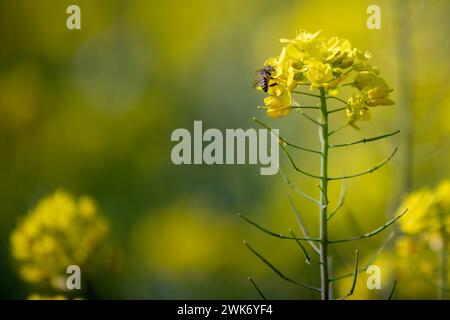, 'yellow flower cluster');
10,190,108,288
255,30,394,122
396,180,450,256
346,72,395,125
